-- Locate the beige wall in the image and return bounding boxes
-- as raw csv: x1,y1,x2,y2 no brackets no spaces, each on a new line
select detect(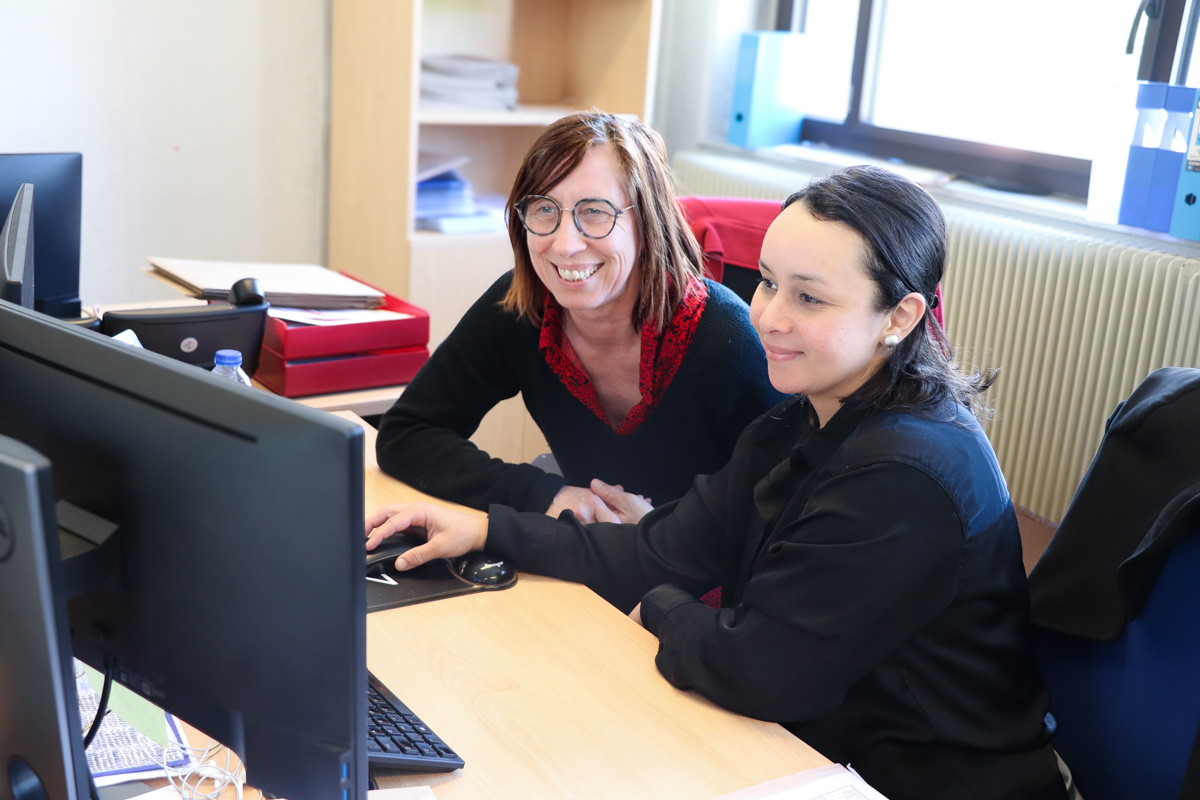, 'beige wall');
0,0,330,306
